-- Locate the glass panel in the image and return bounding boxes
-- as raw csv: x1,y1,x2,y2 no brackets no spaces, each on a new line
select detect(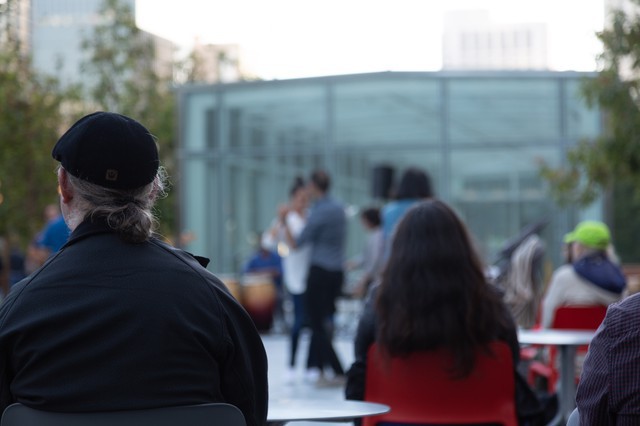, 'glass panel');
222,84,327,150
219,152,327,274
565,78,601,140
450,147,560,263
183,92,217,150
449,78,560,145
177,73,604,274
182,159,209,258
334,78,442,146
